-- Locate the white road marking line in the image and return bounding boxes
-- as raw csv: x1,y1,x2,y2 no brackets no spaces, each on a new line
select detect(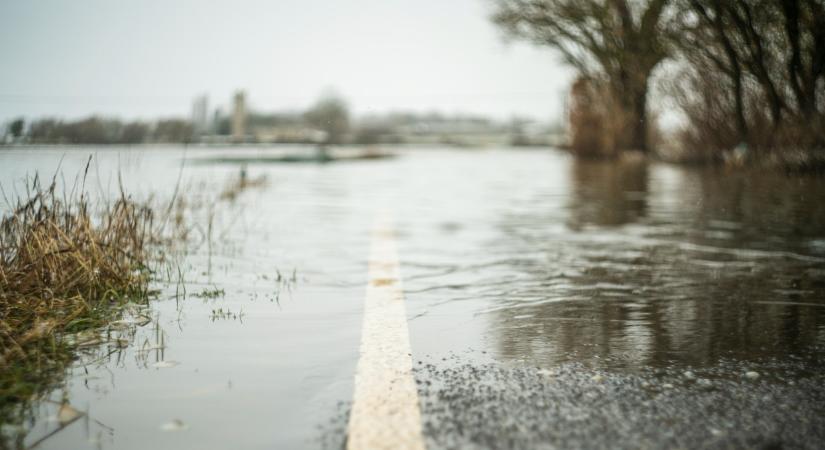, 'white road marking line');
346,212,425,450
